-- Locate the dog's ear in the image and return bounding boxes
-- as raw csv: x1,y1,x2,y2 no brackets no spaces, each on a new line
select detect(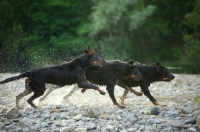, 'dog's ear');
127,58,134,65
84,50,88,54
87,45,94,55
155,62,162,71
